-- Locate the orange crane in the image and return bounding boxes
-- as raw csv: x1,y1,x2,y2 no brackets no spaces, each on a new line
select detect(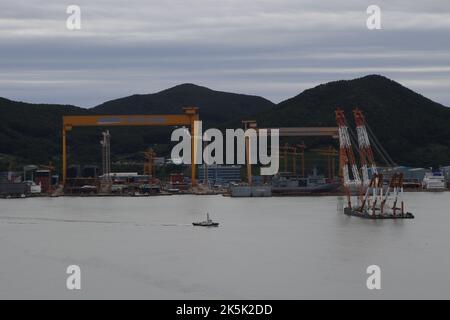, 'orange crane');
336,108,412,218
39,162,55,195
242,120,257,185
143,148,157,183
310,146,338,180
296,142,307,177
336,108,361,208
62,107,200,187
239,121,340,180
279,142,307,176
353,108,378,185
279,143,292,173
